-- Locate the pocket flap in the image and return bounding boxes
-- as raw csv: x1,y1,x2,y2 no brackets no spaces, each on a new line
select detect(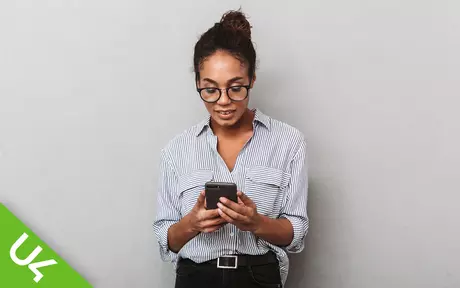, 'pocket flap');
178,170,213,192
247,166,291,188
